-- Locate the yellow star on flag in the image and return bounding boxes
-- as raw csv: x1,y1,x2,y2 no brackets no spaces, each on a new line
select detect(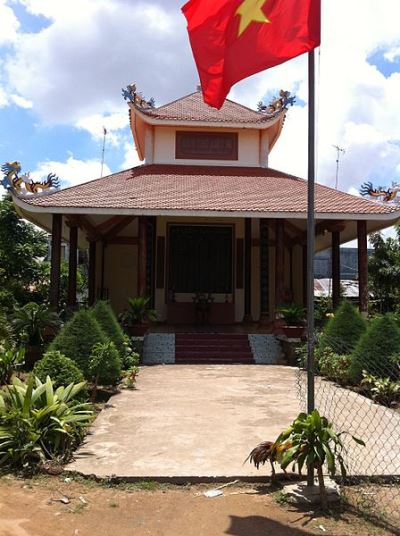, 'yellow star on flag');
236,0,270,36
